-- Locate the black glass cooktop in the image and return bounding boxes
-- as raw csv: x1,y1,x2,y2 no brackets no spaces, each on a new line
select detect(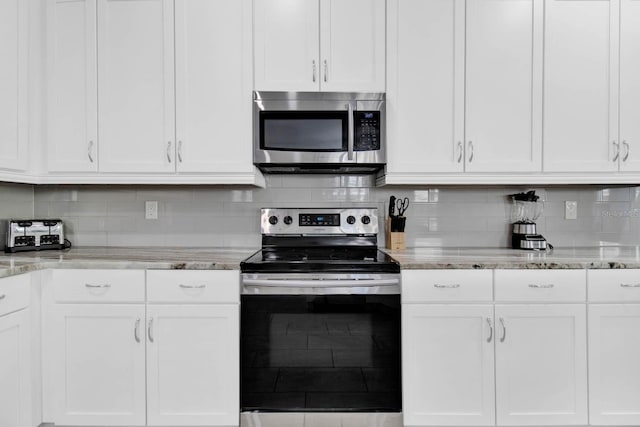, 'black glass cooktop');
240,248,400,274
